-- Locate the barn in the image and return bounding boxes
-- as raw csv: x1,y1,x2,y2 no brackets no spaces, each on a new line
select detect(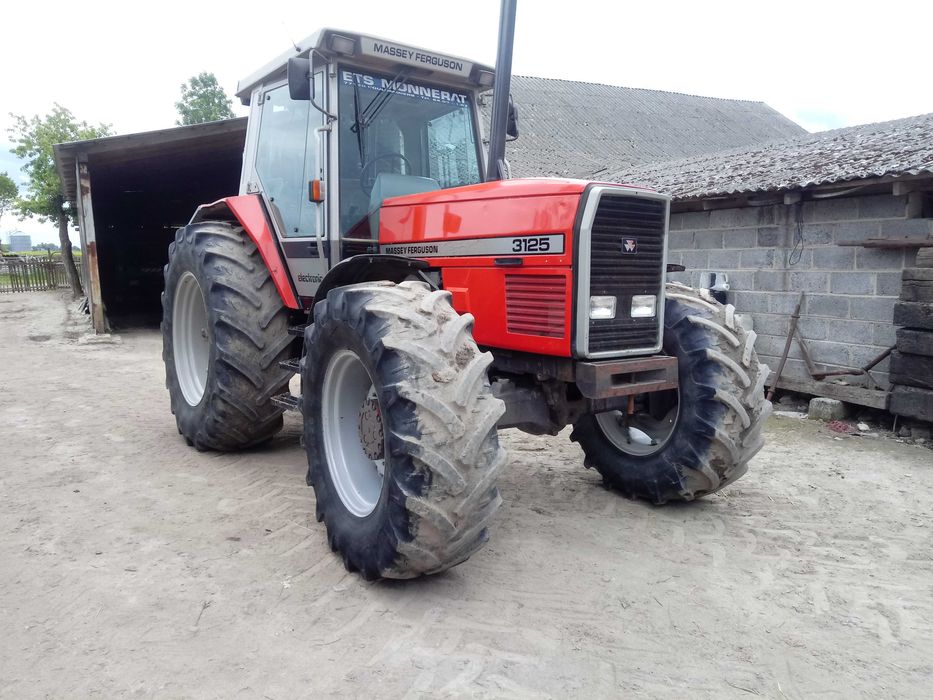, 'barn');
609,113,933,418
54,119,247,331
